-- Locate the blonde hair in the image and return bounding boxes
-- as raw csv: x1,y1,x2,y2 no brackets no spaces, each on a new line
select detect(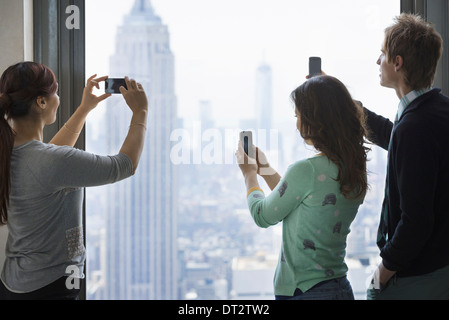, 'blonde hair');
383,13,443,89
